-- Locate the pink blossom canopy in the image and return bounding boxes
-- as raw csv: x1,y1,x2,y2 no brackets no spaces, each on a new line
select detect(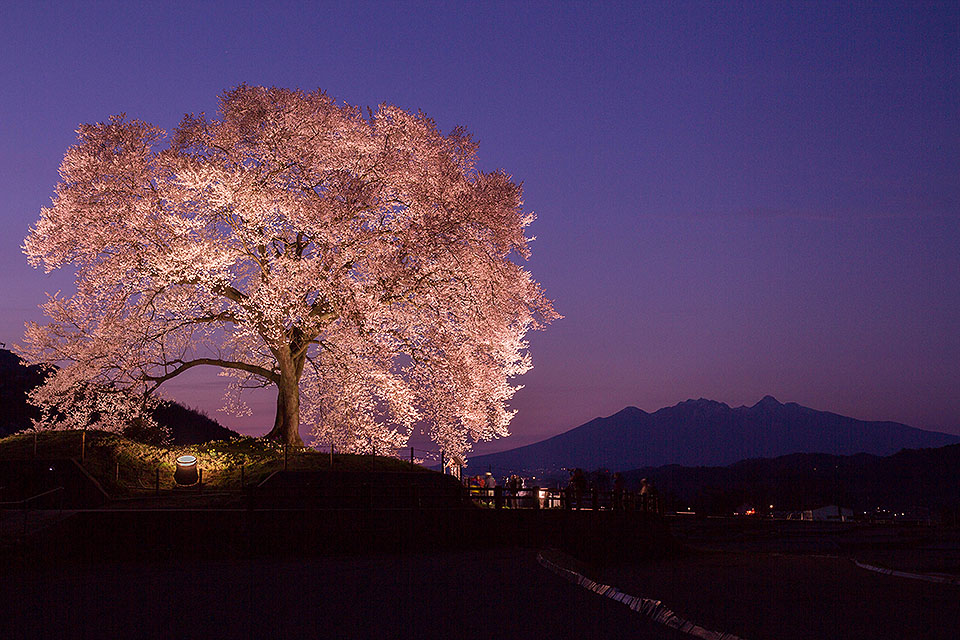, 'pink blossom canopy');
21,85,557,458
